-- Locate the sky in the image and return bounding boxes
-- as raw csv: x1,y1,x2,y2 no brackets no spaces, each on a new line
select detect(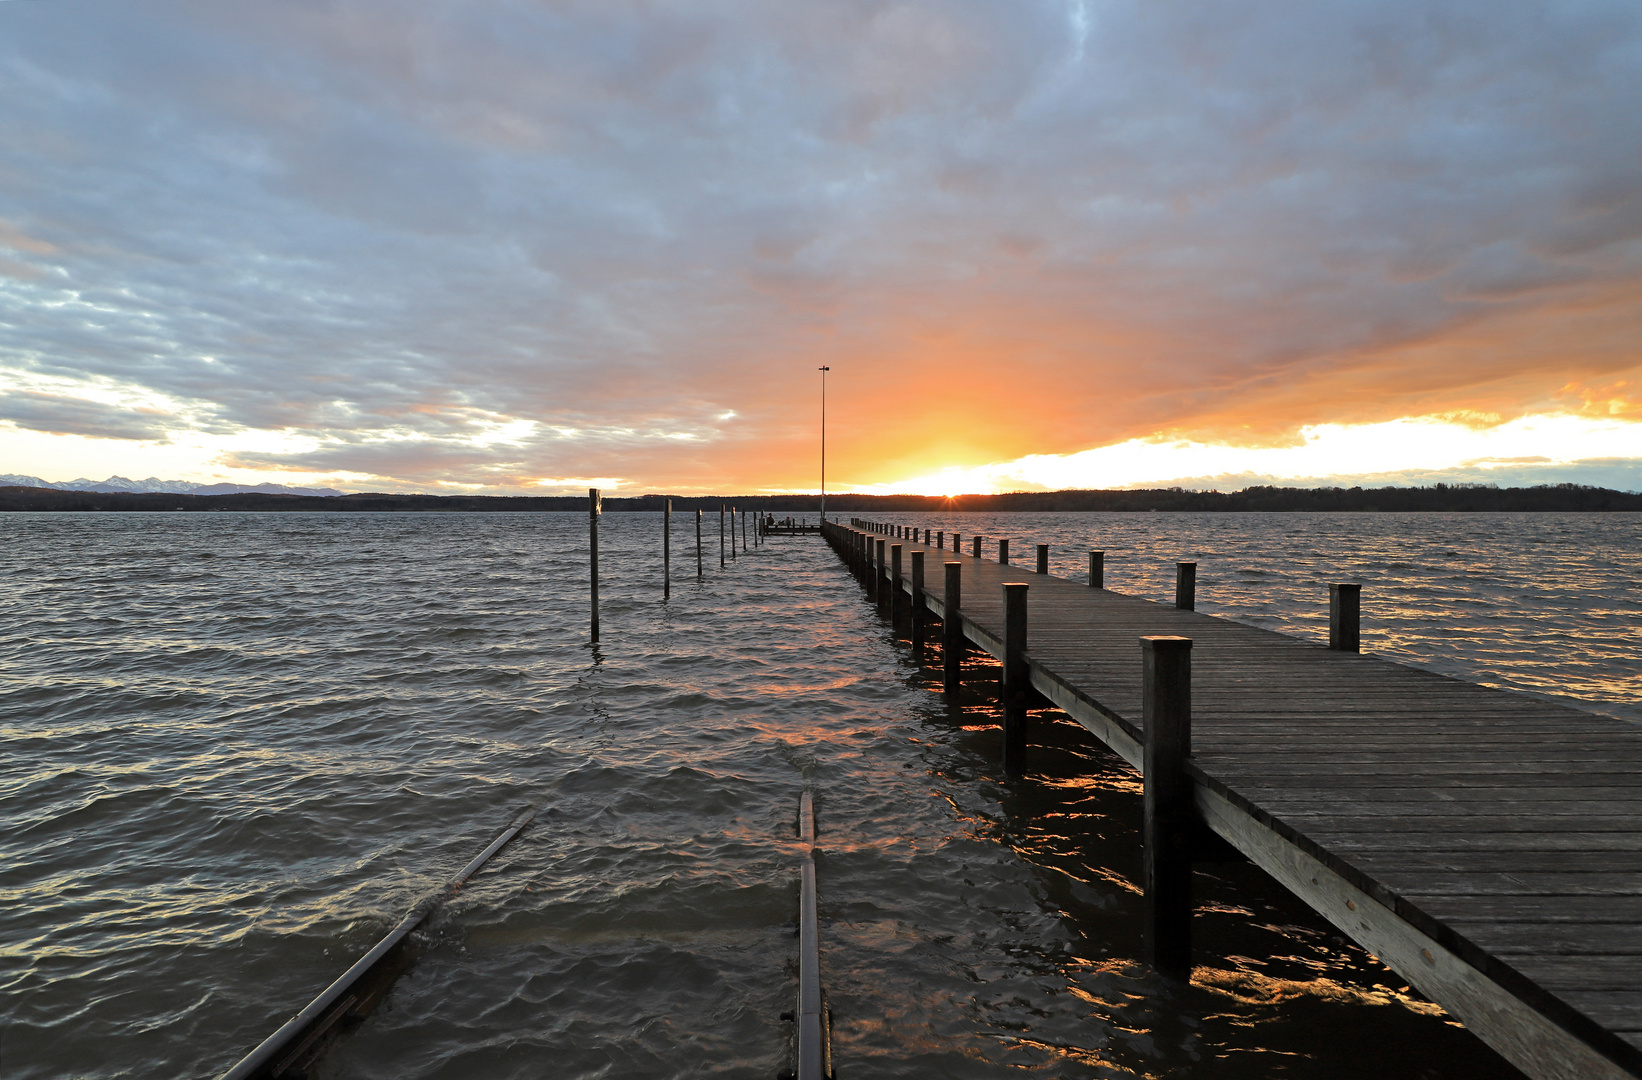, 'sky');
1,0,1640,496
